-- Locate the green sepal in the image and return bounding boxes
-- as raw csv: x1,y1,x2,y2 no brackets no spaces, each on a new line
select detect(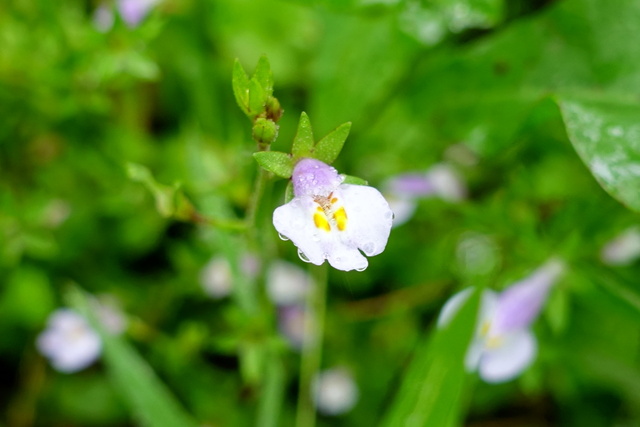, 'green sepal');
254,55,274,98
341,174,368,185
253,151,294,178
313,122,351,164
232,59,250,115
284,181,295,203
252,118,279,147
291,112,314,159
248,77,267,118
